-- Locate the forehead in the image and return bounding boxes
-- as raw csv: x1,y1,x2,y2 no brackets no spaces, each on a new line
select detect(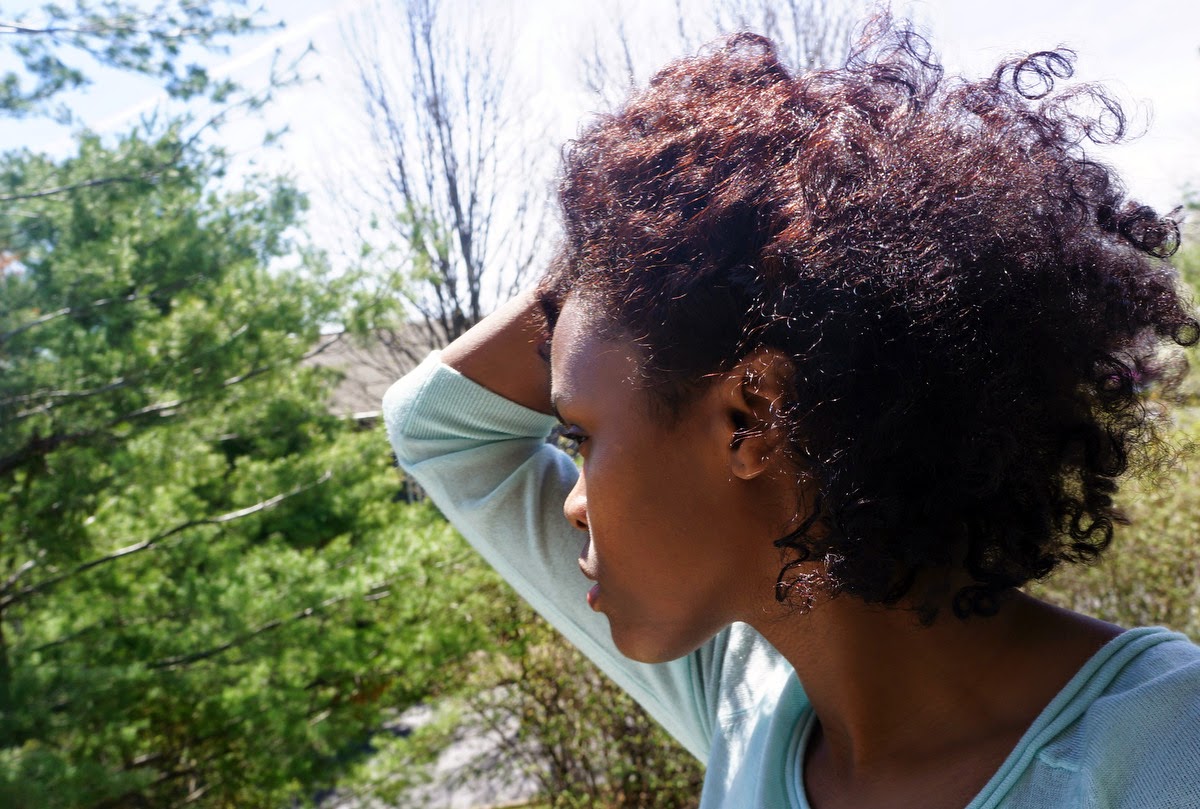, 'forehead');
549,296,643,413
